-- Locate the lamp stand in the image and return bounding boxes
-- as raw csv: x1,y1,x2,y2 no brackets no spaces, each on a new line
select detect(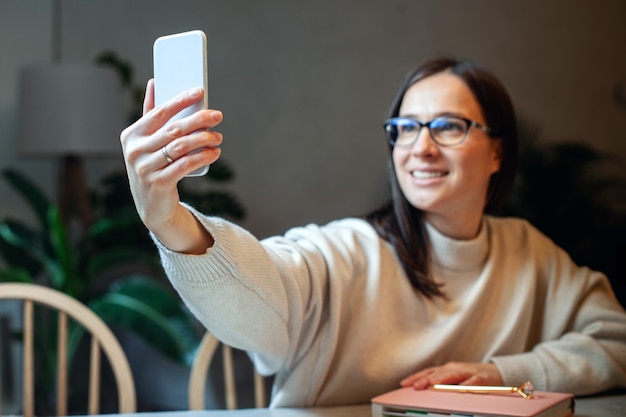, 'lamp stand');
58,154,93,235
